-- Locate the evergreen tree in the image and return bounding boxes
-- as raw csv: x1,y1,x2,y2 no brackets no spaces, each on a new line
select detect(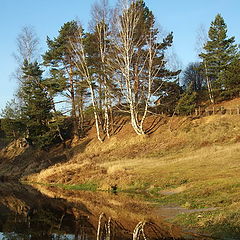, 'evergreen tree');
0,99,25,140
43,21,81,137
199,14,238,100
182,62,204,92
0,120,5,140
175,90,197,115
154,81,183,115
20,60,53,147
219,58,240,99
